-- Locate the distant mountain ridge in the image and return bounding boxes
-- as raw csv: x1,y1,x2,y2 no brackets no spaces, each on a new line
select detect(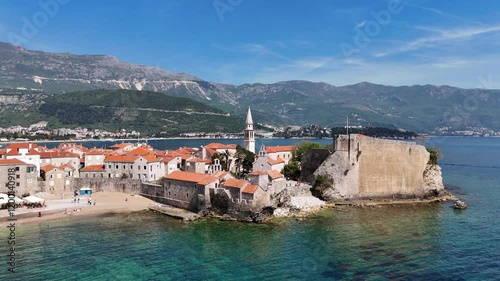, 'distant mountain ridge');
1,42,500,134
0,88,244,136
